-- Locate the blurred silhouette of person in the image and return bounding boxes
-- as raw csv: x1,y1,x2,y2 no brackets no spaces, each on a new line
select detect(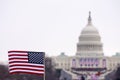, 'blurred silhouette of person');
81,75,85,80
